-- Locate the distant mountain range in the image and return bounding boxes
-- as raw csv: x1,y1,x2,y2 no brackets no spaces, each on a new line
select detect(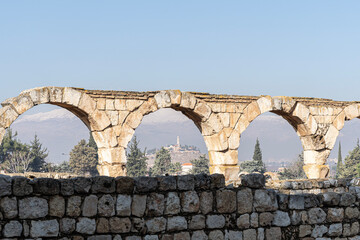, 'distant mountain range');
9,106,360,167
